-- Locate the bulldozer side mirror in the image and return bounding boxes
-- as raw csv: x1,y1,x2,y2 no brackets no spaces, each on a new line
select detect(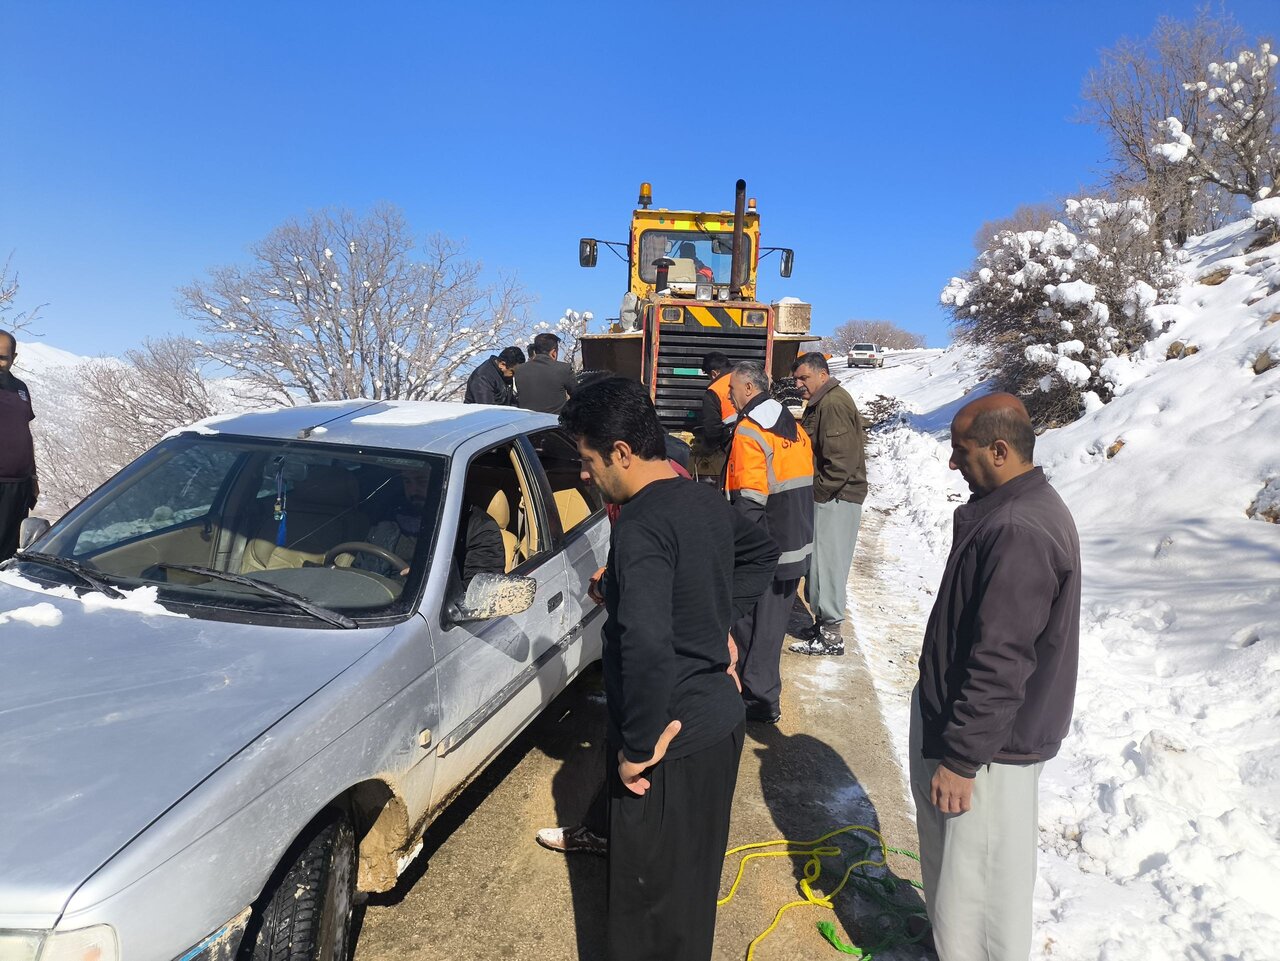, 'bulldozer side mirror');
779,248,794,278
579,238,598,268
